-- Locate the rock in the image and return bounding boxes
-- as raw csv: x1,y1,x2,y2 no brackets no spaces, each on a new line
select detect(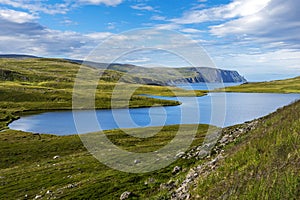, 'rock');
134,159,141,164
67,183,77,189
34,195,42,199
197,150,209,158
219,134,229,144
172,166,181,175
46,190,52,194
120,191,132,200
53,155,60,159
175,152,185,158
